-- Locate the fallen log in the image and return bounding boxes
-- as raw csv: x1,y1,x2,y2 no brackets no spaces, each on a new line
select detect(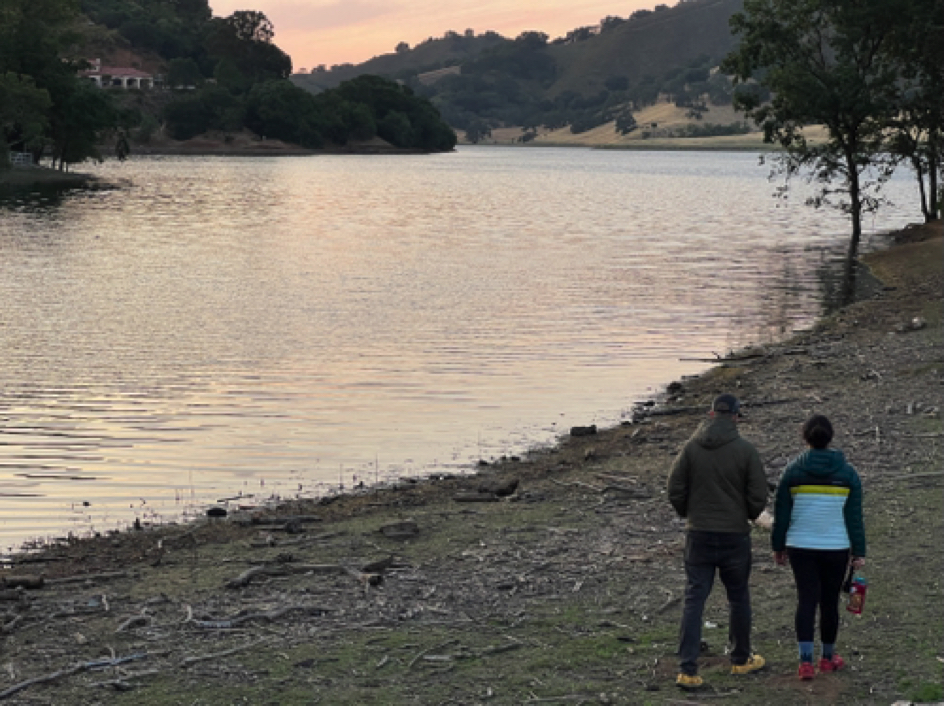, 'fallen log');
453,493,500,503
224,565,290,588
0,575,44,590
189,605,329,629
379,520,419,539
